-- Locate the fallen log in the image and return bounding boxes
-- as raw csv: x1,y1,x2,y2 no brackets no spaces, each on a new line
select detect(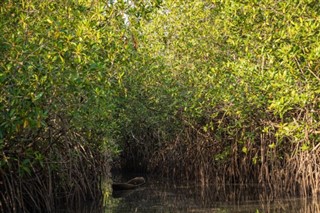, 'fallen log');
112,177,146,191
